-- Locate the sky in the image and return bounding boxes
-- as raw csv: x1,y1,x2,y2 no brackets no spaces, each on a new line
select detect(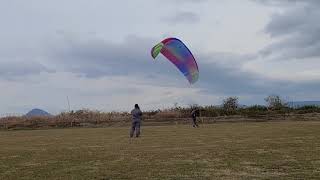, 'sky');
0,0,319,115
